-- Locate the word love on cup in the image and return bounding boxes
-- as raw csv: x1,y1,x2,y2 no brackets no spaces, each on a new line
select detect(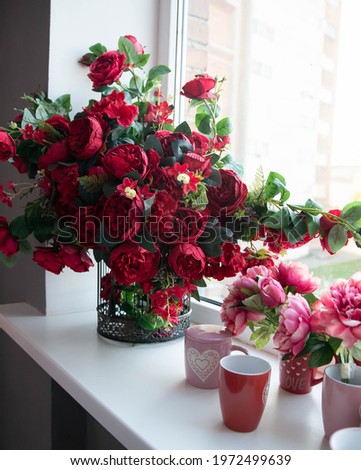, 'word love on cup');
279,354,322,394
184,324,247,389
219,355,271,432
